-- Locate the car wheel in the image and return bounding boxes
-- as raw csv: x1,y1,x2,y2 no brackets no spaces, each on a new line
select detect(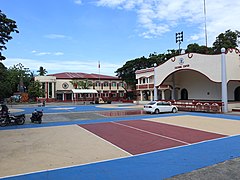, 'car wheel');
172,108,177,113
154,109,160,114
